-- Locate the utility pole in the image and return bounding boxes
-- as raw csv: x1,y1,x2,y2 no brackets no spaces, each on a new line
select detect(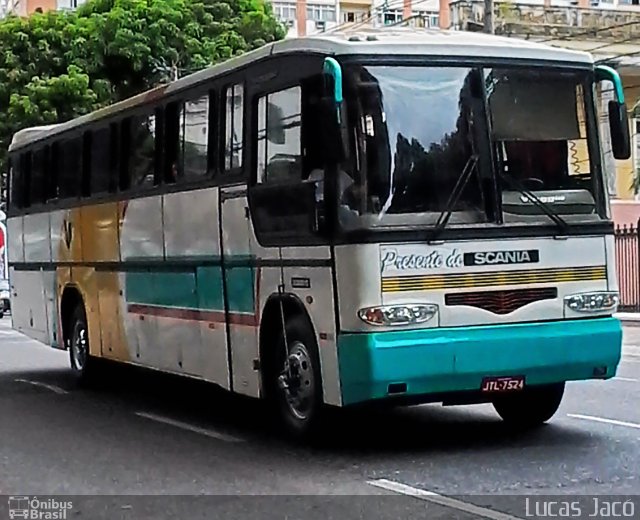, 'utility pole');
484,0,494,33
